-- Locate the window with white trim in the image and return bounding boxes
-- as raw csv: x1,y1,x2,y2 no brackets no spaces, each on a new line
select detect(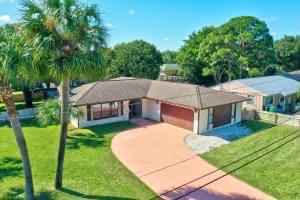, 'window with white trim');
92,102,119,120
247,95,255,104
